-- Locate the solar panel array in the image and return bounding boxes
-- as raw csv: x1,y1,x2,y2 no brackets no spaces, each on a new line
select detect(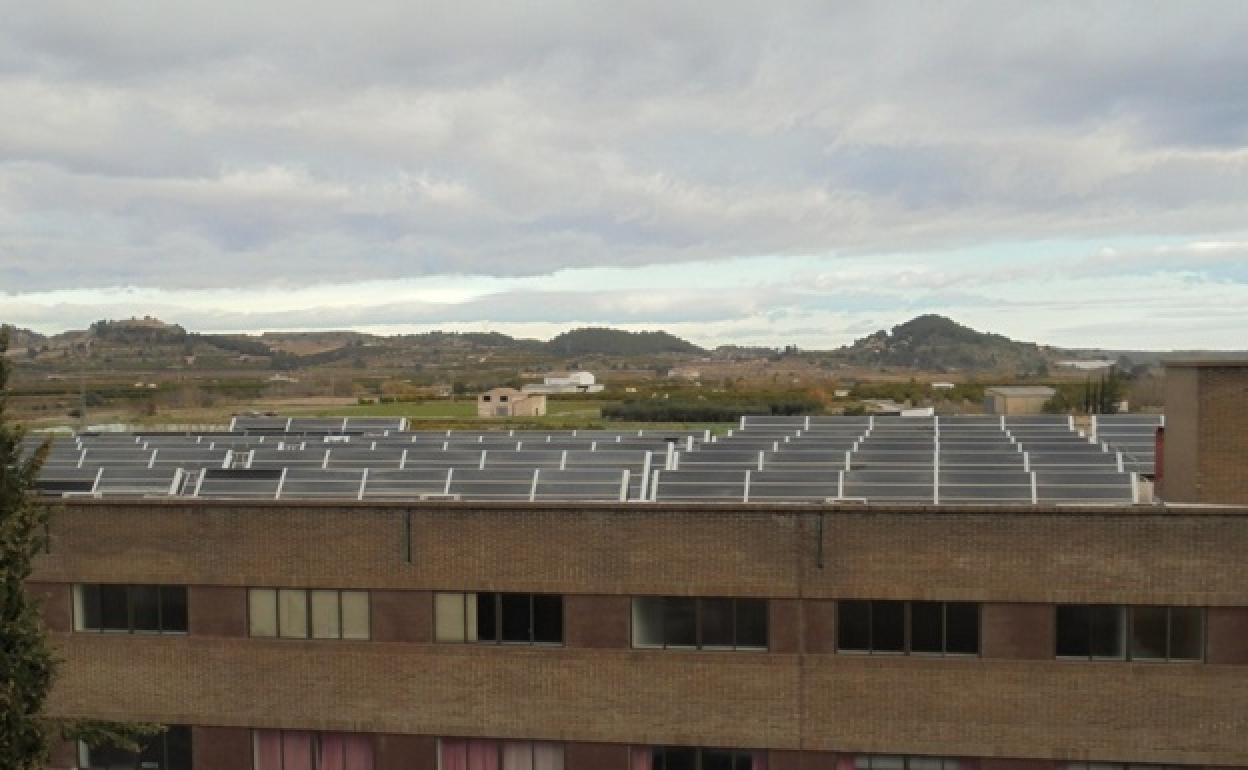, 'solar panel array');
1094,414,1162,475
21,414,1150,505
